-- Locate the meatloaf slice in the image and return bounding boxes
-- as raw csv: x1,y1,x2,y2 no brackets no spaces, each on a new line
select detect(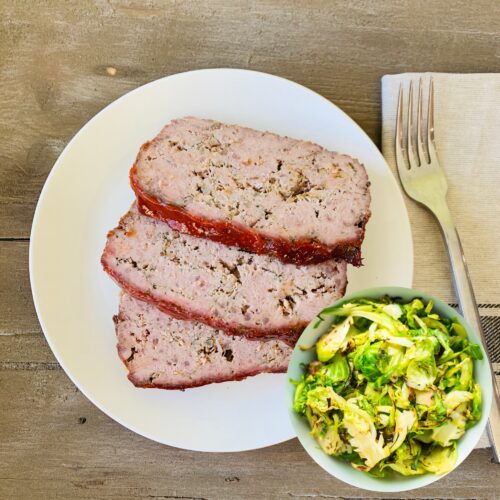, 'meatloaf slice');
115,293,292,390
130,117,371,266
102,204,347,345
